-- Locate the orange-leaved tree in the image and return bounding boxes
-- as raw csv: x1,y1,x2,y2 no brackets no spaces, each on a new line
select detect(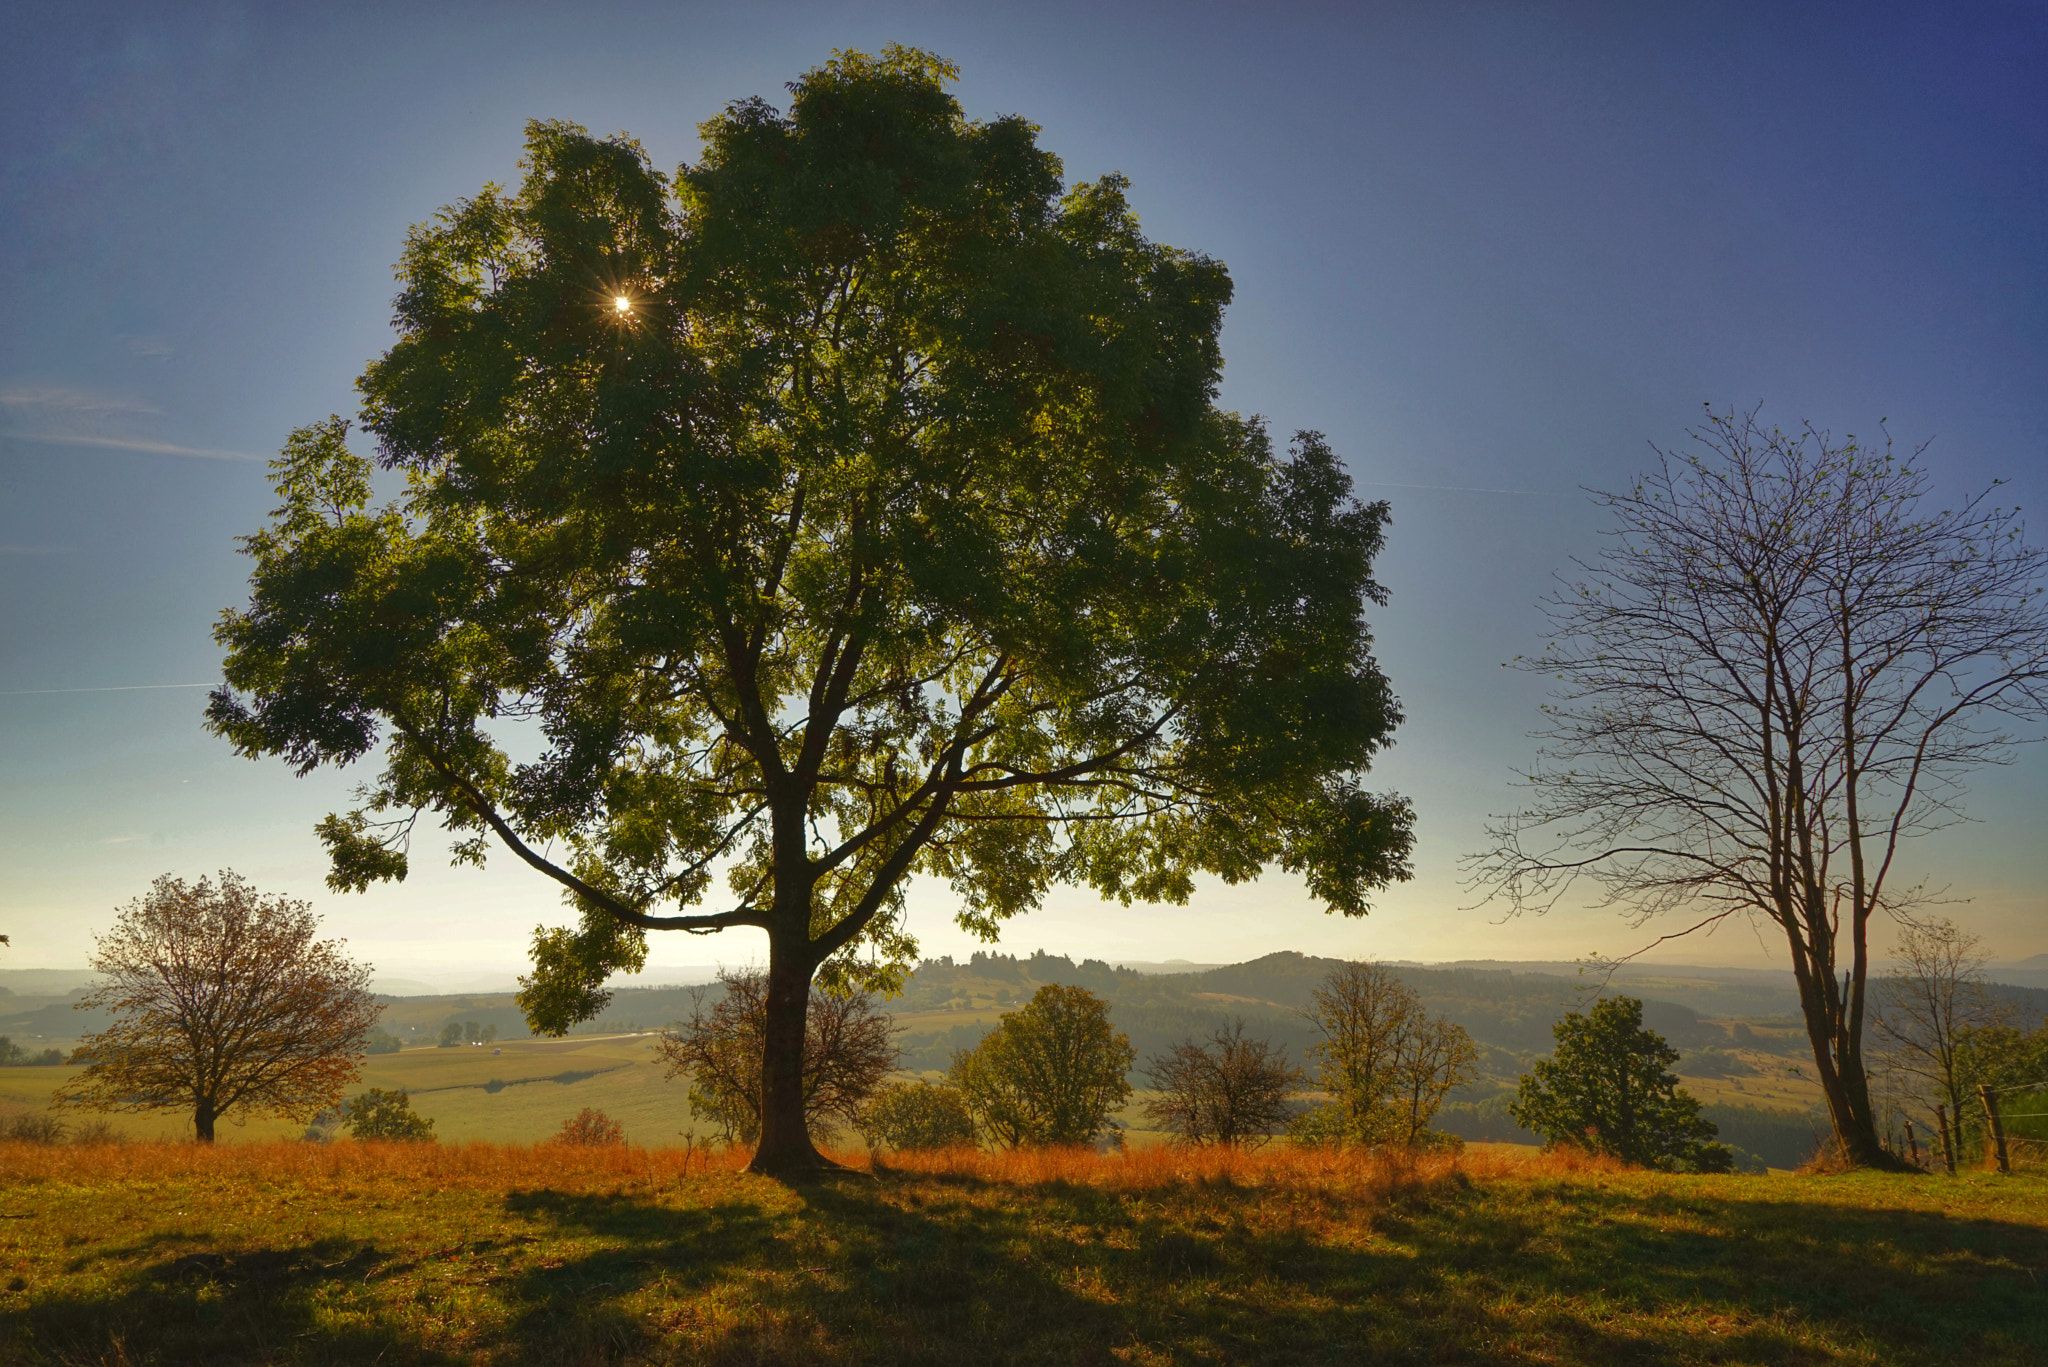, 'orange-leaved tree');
55,872,377,1141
